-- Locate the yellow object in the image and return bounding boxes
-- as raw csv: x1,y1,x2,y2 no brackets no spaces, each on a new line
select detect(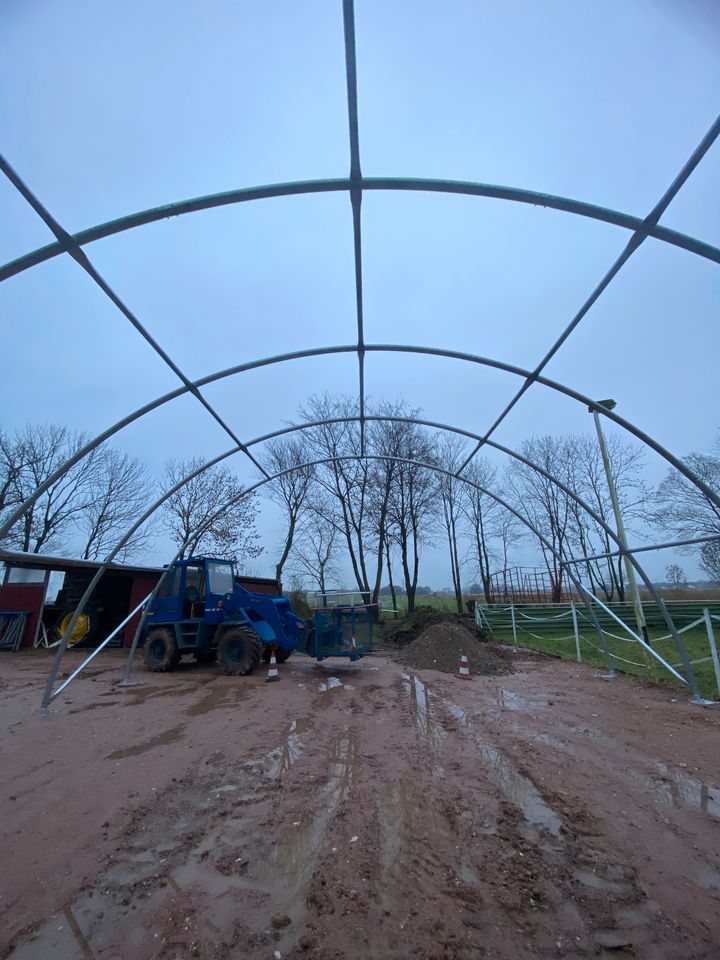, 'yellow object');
59,611,90,646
